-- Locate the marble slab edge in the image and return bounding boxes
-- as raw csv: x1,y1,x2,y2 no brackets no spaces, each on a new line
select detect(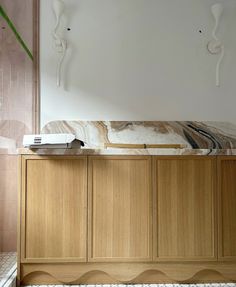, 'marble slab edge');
17,148,236,156
42,121,236,150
